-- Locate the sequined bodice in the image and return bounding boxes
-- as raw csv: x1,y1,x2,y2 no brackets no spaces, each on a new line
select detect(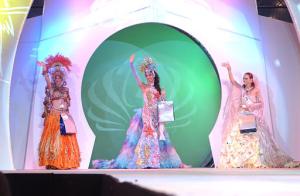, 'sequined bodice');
46,87,69,112
241,94,255,106
141,85,161,135
143,86,160,107
51,90,67,111
241,89,257,108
